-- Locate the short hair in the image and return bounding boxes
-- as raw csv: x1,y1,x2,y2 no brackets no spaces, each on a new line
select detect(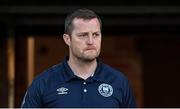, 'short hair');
64,8,102,35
